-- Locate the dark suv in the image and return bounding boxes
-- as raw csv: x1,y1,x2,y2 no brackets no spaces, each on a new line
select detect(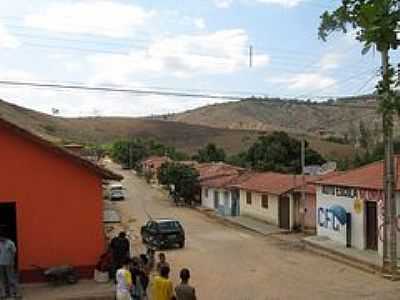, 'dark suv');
141,219,185,249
